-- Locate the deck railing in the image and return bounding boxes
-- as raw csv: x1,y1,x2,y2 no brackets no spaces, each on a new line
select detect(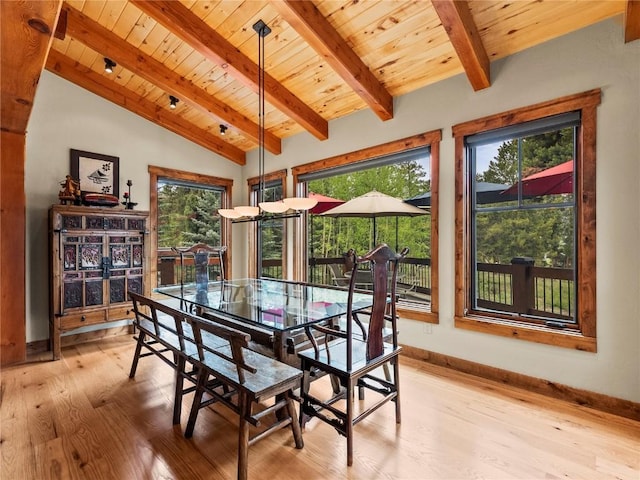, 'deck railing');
157,250,572,320
157,250,283,285
157,249,224,286
309,256,432,294
476,259,574,320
